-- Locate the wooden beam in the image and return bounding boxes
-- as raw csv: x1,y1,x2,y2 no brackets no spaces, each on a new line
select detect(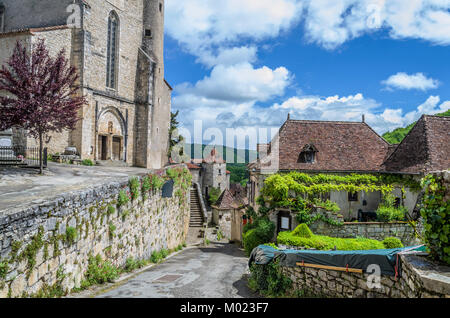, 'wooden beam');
296,262,363,274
